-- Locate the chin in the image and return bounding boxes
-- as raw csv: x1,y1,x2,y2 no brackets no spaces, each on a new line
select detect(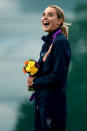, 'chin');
43,28,51,33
